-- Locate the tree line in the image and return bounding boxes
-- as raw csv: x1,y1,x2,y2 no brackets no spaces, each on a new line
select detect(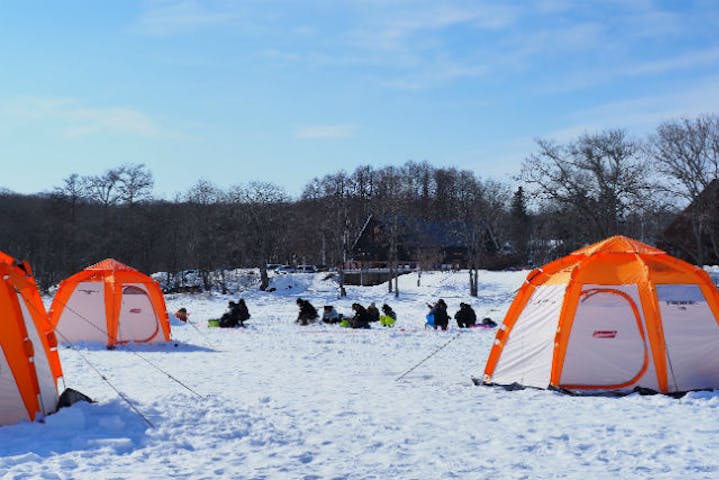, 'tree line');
1,114,717,291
